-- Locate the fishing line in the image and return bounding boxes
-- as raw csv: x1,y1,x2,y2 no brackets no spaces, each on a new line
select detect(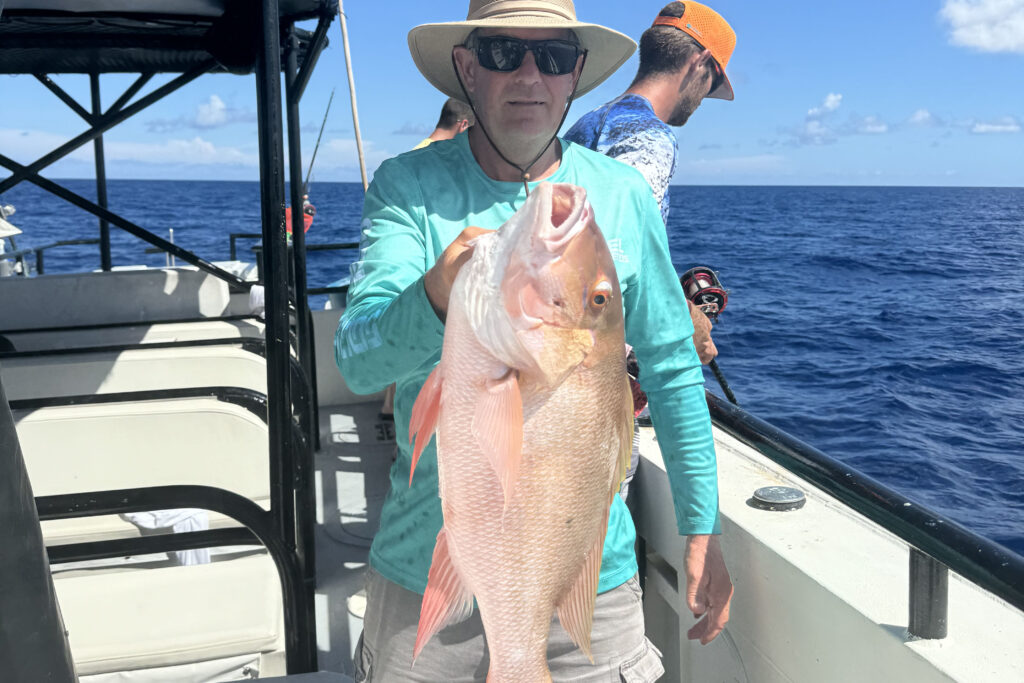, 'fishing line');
304,89,335,196
451,48,587,197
